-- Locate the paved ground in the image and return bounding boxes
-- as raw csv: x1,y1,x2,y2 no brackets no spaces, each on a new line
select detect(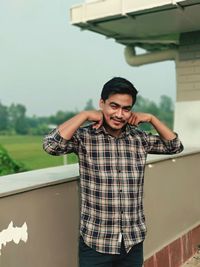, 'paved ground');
182,252,200,267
